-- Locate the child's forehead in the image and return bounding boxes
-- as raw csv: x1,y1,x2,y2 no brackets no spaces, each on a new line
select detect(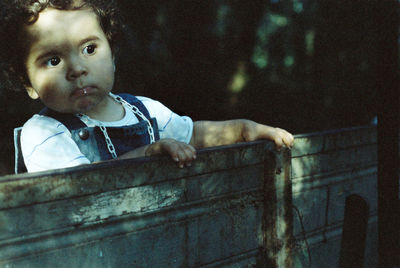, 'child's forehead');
24,7,101,40
33,7,98,28
21,7,106,56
